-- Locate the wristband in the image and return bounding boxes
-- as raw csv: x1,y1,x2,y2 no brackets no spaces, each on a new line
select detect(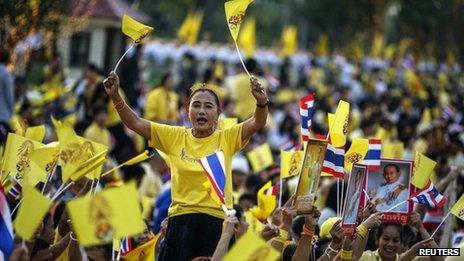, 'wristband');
279,228,289,240
357,224,368,239
256,100,269,108
341,250,353,260
70,232,78,241
301,225,315,238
